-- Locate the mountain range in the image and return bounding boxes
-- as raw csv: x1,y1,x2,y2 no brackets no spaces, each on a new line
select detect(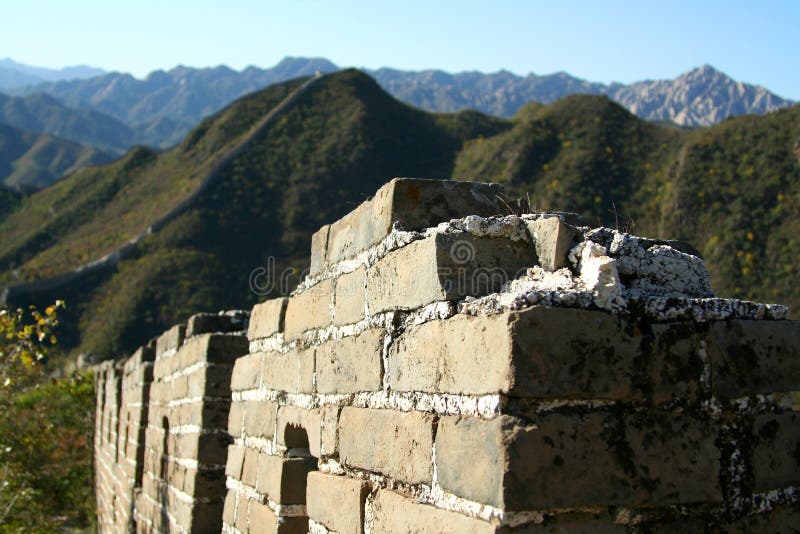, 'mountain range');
4,58,793,150
0,58,105,90
1,70,797,360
